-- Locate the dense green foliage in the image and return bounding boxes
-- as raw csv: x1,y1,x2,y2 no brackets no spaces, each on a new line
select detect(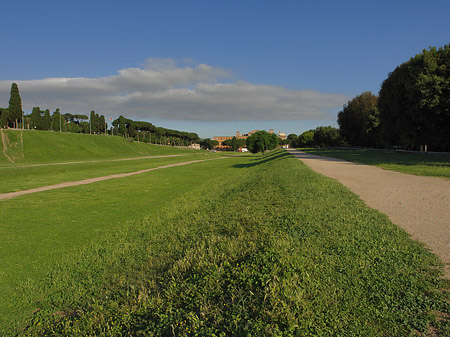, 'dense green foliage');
1,83,23,128
111,115,200,146
377,44,450,151
199,138,219,150
222,136,246,150
3,150,449,336
337,92,379,147
333,44,450,152
246,130,279,154
296,130,315,147
302,148,450,179
378,44,450,151
295,126,343,148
